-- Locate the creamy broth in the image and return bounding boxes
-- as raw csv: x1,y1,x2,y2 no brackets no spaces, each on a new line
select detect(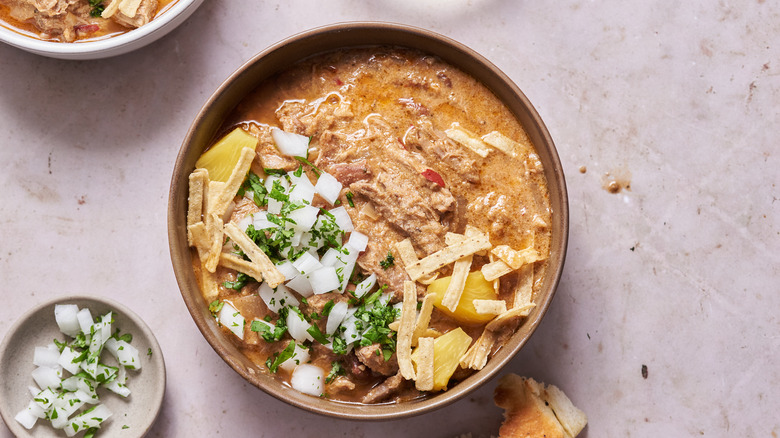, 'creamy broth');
0,0,177,43
193,47,552,404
